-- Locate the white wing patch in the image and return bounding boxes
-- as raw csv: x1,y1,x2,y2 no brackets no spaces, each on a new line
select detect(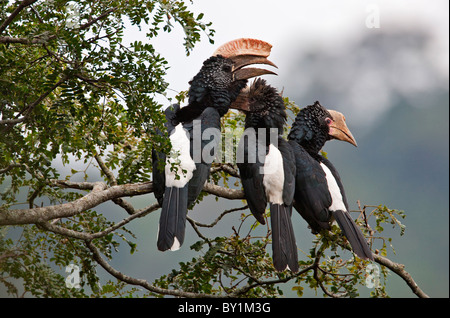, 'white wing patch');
156,226,181,251
165,124,196,188
320,163,346,211
263,144,285,204
170,237,181,251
